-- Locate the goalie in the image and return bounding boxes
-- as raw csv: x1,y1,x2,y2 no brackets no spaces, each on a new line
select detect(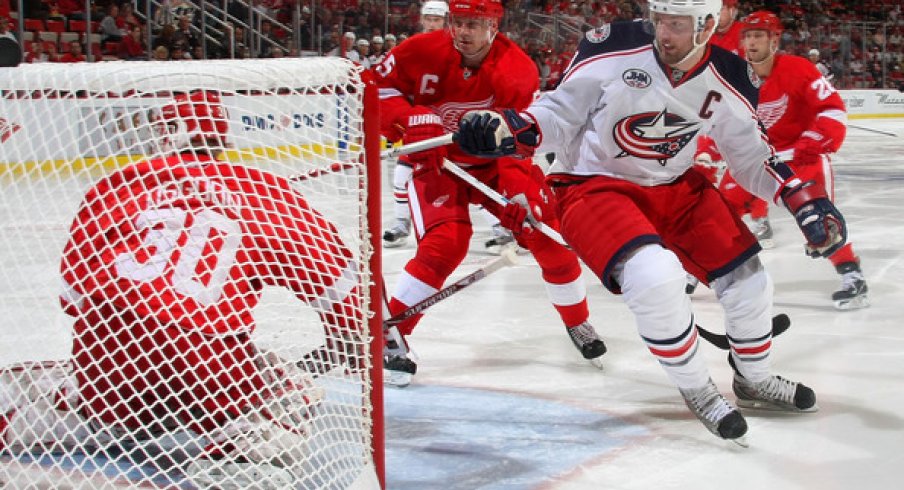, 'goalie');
3,91,362,487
